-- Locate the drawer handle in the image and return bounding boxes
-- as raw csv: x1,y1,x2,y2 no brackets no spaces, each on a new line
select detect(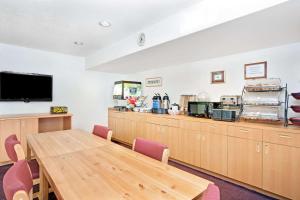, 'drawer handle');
264,144,269,155
279,135,292,139
239,129,249,133
256,144,260,153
